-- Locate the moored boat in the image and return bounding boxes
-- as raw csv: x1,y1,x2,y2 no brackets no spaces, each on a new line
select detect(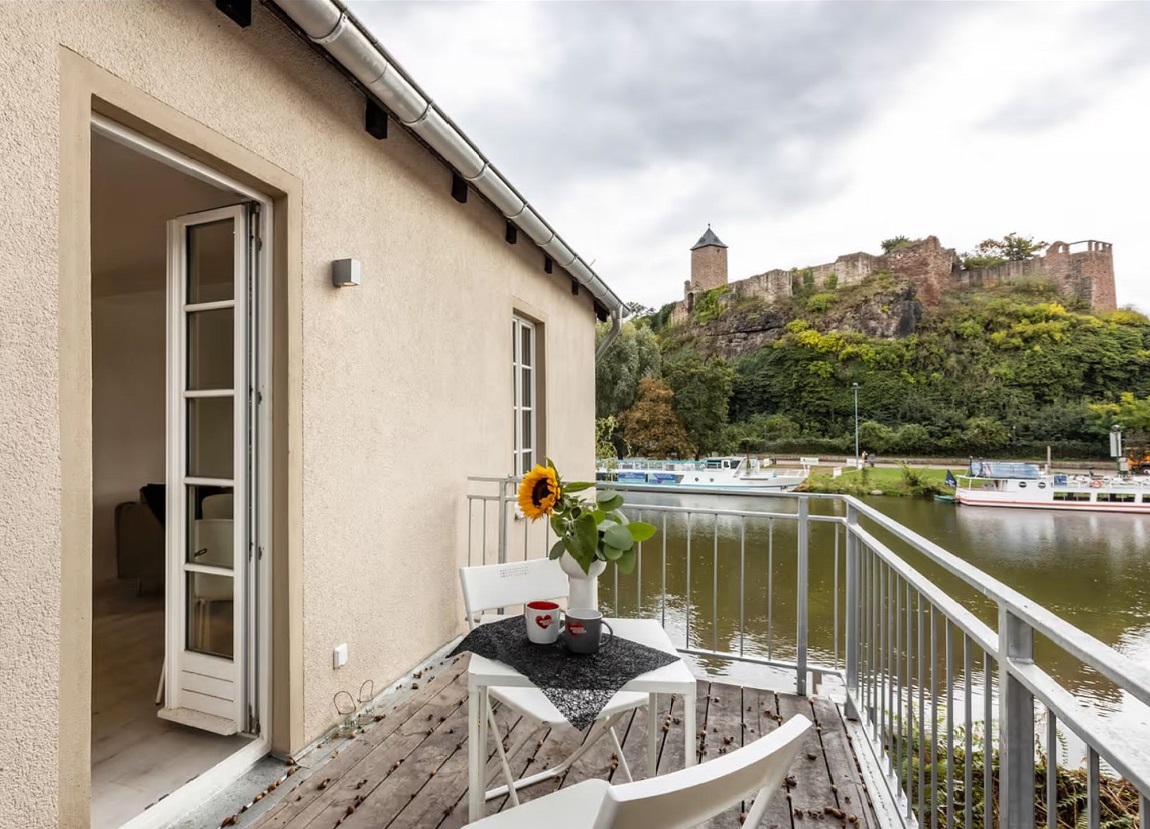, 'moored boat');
953,460,1150,513
598,456,807,491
